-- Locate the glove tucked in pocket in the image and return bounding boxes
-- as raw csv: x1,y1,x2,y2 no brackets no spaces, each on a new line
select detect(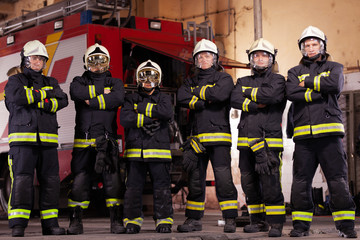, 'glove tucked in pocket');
249,138,276,175
181,137,206,173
